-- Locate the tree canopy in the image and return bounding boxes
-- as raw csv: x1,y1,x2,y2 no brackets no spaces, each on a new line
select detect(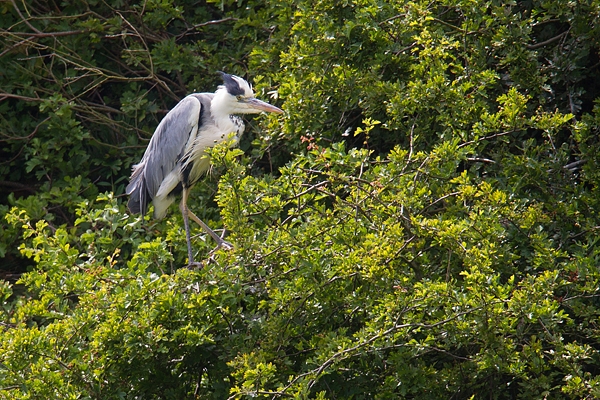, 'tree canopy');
1,0,600,398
